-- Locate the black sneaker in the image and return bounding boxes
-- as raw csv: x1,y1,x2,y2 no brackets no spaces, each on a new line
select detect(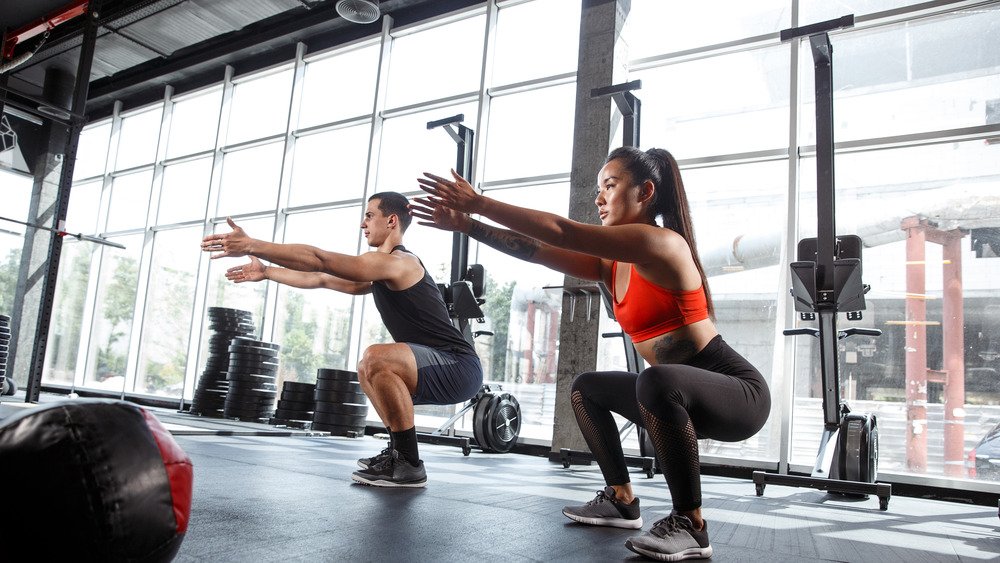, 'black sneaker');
357,442,392,469
351,449,427,488
562,486,643,529
624,512,712,561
